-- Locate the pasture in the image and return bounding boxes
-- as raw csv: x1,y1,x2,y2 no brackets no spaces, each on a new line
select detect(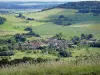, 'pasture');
0,7,100,75
0,8,100,39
